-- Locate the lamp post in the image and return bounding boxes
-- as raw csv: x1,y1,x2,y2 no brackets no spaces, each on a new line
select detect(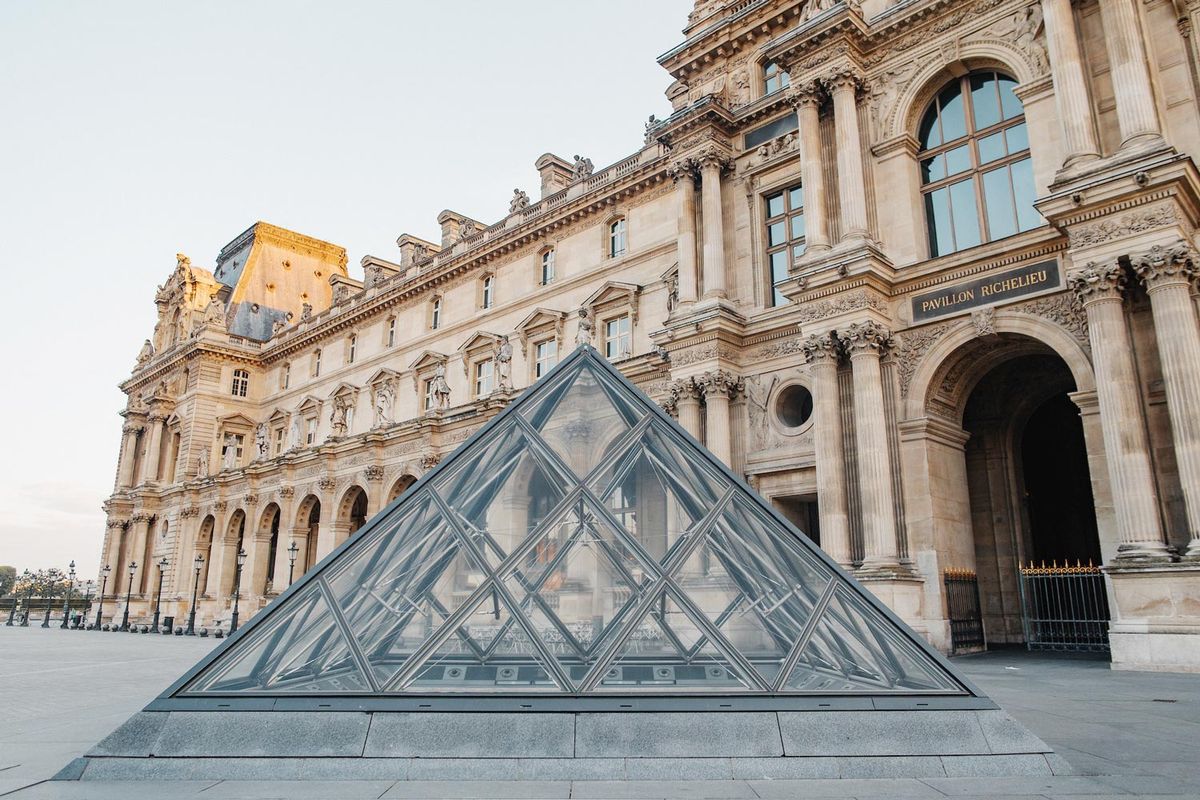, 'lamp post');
229,548,247,634
151,557,169,633
80,580,95,629
186,554,203,636
95,565,111,629
19,571,33,627
40,580,53,628
3,570,26,626
120,561,137,631
287,540,299,587
60,561,76,629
